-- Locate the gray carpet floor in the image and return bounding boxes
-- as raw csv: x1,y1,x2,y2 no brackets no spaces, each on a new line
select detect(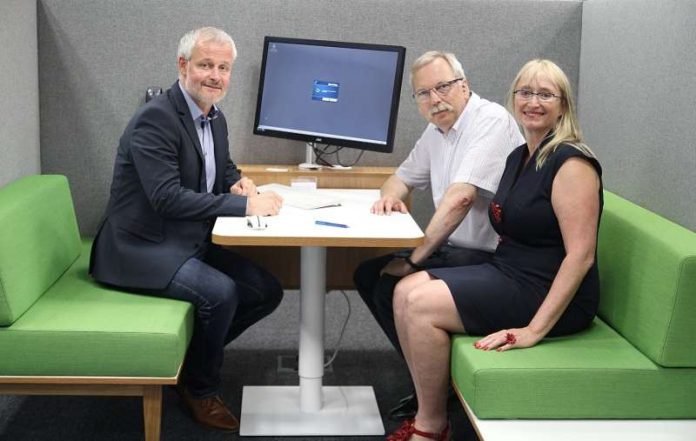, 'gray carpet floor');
0,290,478,440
